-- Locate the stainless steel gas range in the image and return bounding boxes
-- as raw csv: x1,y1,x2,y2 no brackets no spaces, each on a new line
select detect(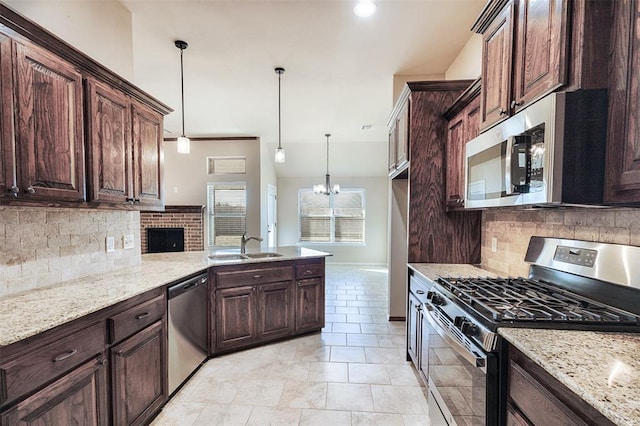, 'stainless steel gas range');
408,237,640,426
